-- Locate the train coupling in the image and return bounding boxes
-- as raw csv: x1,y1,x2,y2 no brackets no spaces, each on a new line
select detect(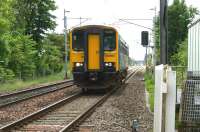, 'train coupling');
89,72,98,81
